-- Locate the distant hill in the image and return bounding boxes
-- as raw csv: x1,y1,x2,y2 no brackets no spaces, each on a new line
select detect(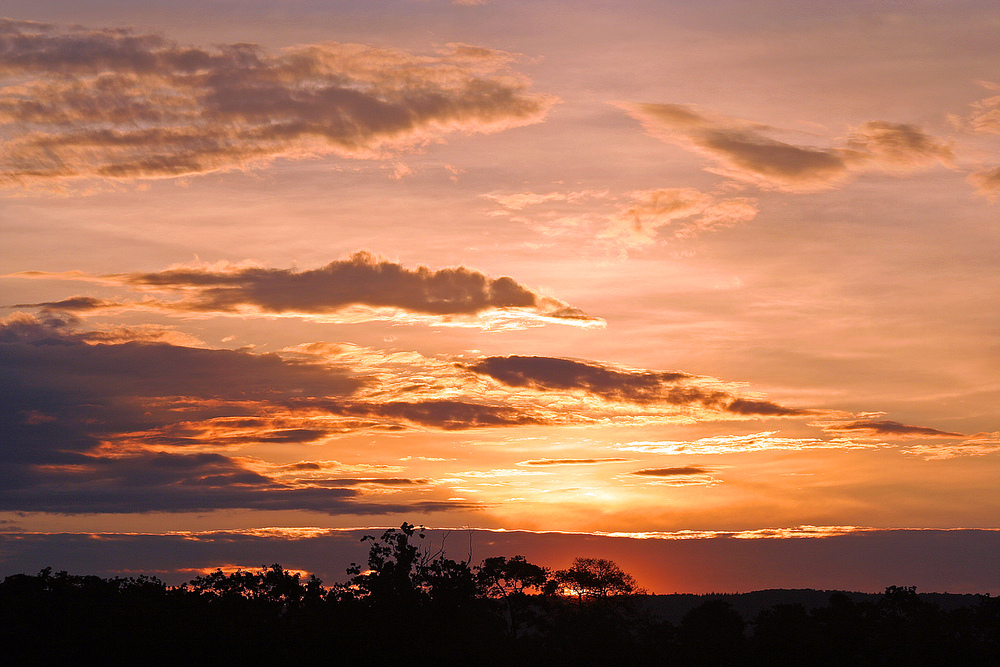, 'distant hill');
637,588,984,623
